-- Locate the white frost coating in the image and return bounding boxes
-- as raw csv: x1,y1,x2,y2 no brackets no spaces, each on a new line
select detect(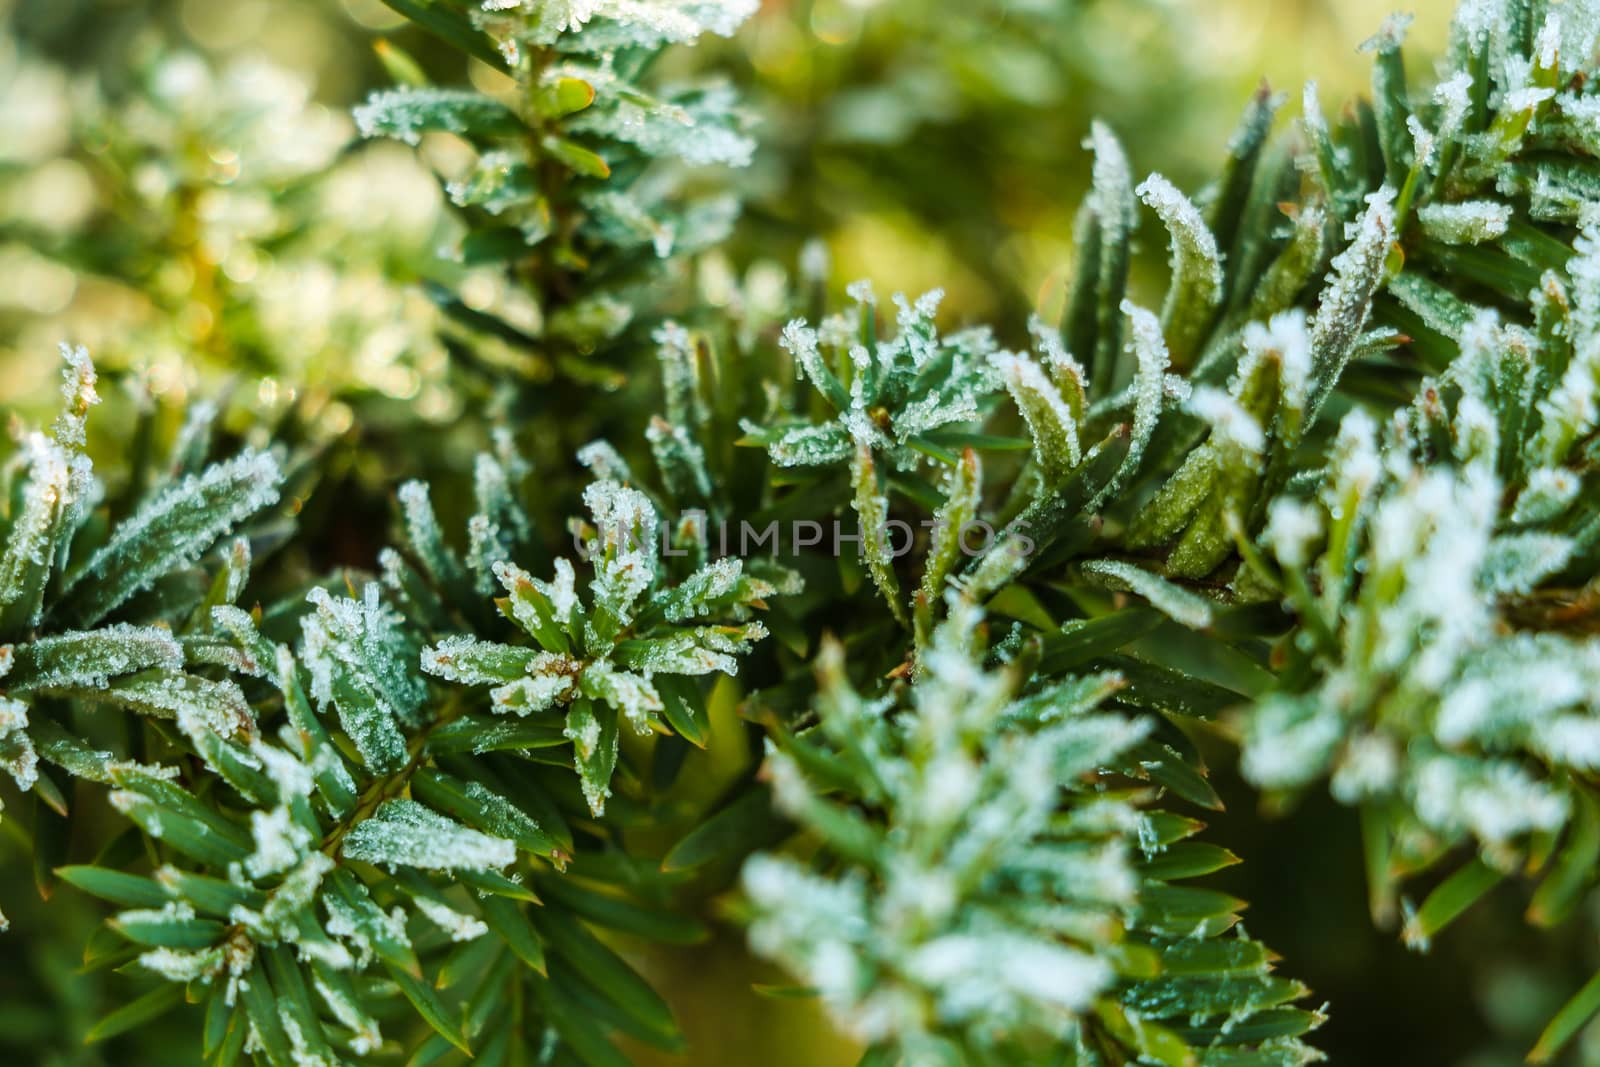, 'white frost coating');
311,971,382,1055
1449,0,1497,52
413,897,488,941
323,890,410,969
1451,393,1499,464
53,343,100,448
497,557,579,629
845,279,877,306
1512,467,1582,525
993,352,1081,475
490,658,580,715
245,805,312,878
1240,695,1343,790
575,439,633,482
1412,757,1569,845
397,480,458,583
799,238,830,283
1301,81,1330,156
1504,87,1556,113
1136,174,1223,323
1480,532,1574,594
579,659,662,731
484,0,755,41
1089,302,1170,511
282,1013,339,1067
1330,733,1399,803
1433,71,1474,143
1323,408,1383,507
1417,201,1512,245
353,88,495,146
67,448,282,624
744,607,1145,1053
616,623,766,677
578,85,754,167
1086,121,1133,247
659,556,742,622
1187,386,1266,455
893,289,945,369
1080,559,1214,629
6,624,183,692
1407,115,1438,170
1263,497,1323,570
1136,174,1221,285
1308,186,1396,422
0,694,37,792
755,288,1000,471
1358,11,1413,53
138,947,218,982
1534,220,1600,465
1244,310,1313,413
654,321,703,428
1027,314,1084,385
259,736,315,796
299,584,417,772
1534,716,1600,771
780,319,831,394
0,433,75,615
420,634,531,686
341,799,514,872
